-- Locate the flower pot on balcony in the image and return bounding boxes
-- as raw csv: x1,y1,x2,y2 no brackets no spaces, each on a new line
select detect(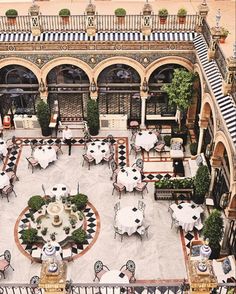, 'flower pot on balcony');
61,16,69,25
5,9,18,26
159,17,167,24
178,16,186,24
158,9,168,25
7,17,16,25
177,8,187,24
59,8,70,25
